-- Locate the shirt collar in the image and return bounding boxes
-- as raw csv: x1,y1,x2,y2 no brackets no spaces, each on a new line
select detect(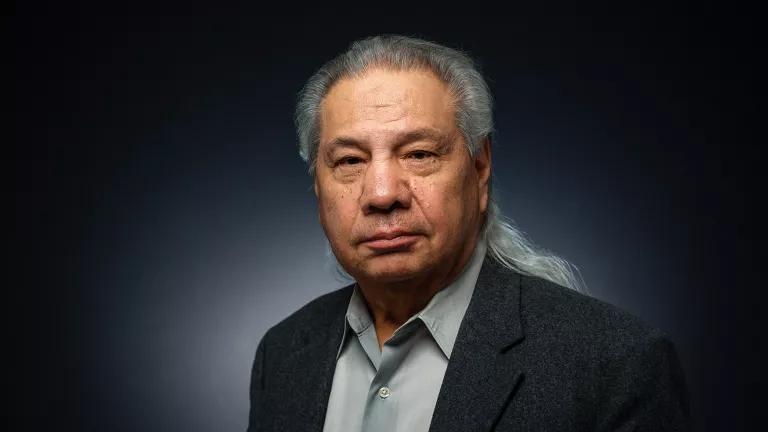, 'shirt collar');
337,237,488,360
